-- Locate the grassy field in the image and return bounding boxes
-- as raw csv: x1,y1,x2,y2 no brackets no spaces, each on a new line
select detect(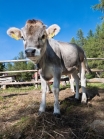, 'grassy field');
0,83,104,139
